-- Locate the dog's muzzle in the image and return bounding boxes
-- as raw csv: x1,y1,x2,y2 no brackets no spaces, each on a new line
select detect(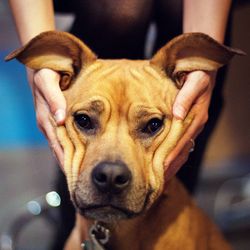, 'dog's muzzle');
73,160,153,222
